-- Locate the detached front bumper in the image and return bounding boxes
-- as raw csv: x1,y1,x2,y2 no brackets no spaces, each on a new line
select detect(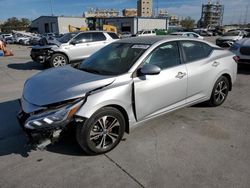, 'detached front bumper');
30,49,52,64
17,98,84,149
17,109,66,147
